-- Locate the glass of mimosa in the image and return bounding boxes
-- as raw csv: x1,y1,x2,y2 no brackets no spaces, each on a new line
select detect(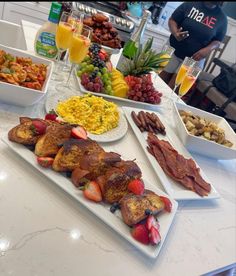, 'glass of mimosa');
173,57,196,93
177,66,202,100
61,11,85,72
52,12,74,80
56,24,92,93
